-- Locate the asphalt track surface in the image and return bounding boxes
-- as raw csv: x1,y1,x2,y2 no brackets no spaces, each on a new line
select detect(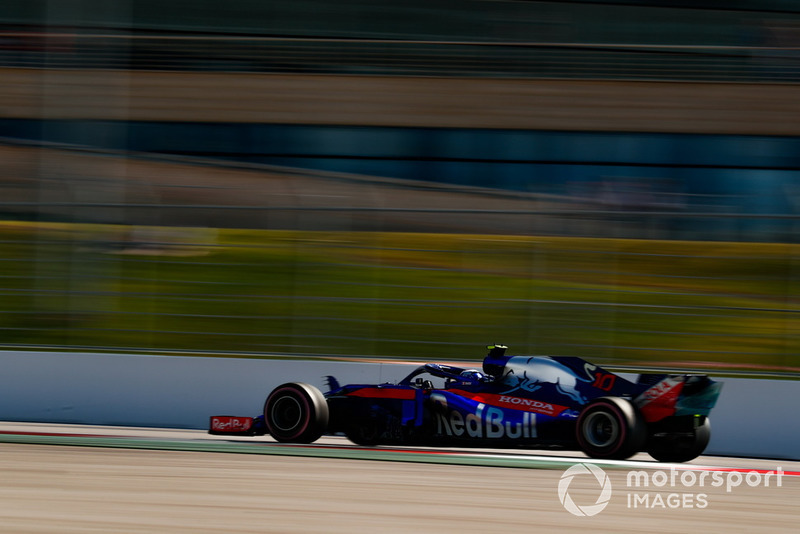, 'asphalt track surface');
0,423,798,533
